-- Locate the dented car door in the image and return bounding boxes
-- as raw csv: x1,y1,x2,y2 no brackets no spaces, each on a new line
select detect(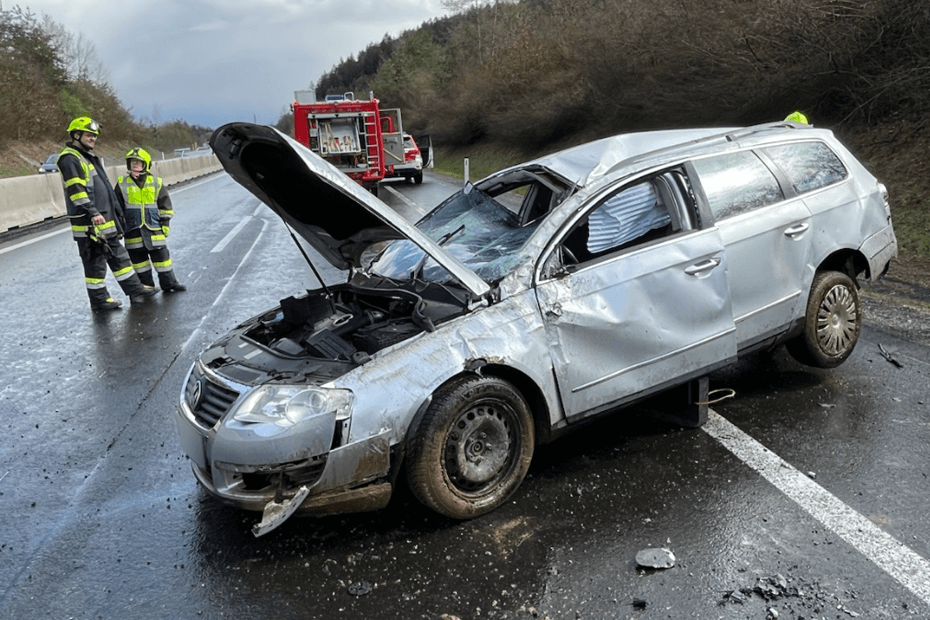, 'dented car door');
535,174,737,421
